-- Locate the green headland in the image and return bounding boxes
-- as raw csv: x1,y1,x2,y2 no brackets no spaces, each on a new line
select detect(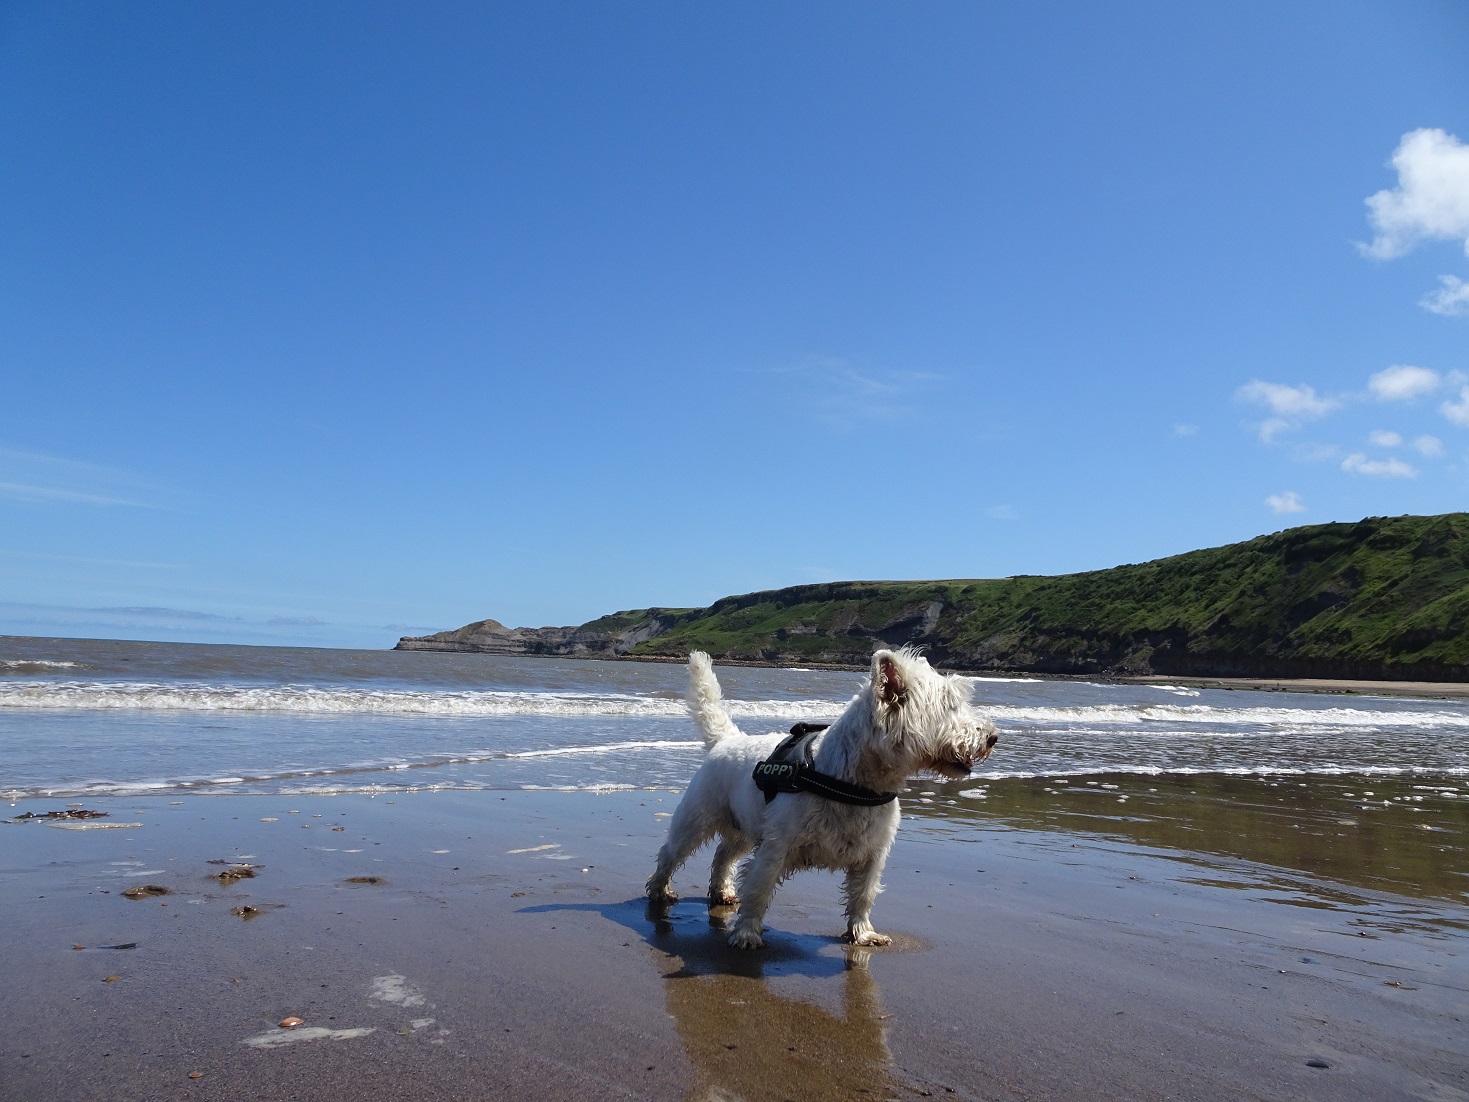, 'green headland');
397,513,1469,681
